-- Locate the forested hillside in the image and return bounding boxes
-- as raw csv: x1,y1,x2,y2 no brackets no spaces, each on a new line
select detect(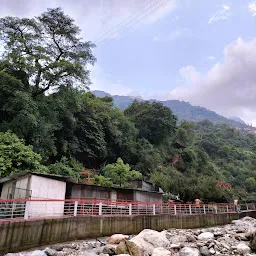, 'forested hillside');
93,90,248,128
0,9,255,203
